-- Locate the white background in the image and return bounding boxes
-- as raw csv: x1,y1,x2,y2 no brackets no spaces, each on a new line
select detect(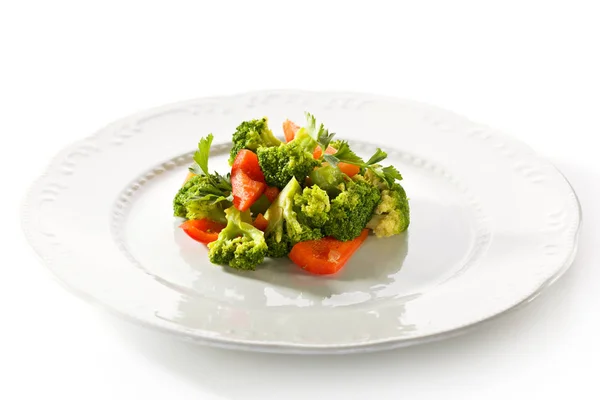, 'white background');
1,1,599,399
